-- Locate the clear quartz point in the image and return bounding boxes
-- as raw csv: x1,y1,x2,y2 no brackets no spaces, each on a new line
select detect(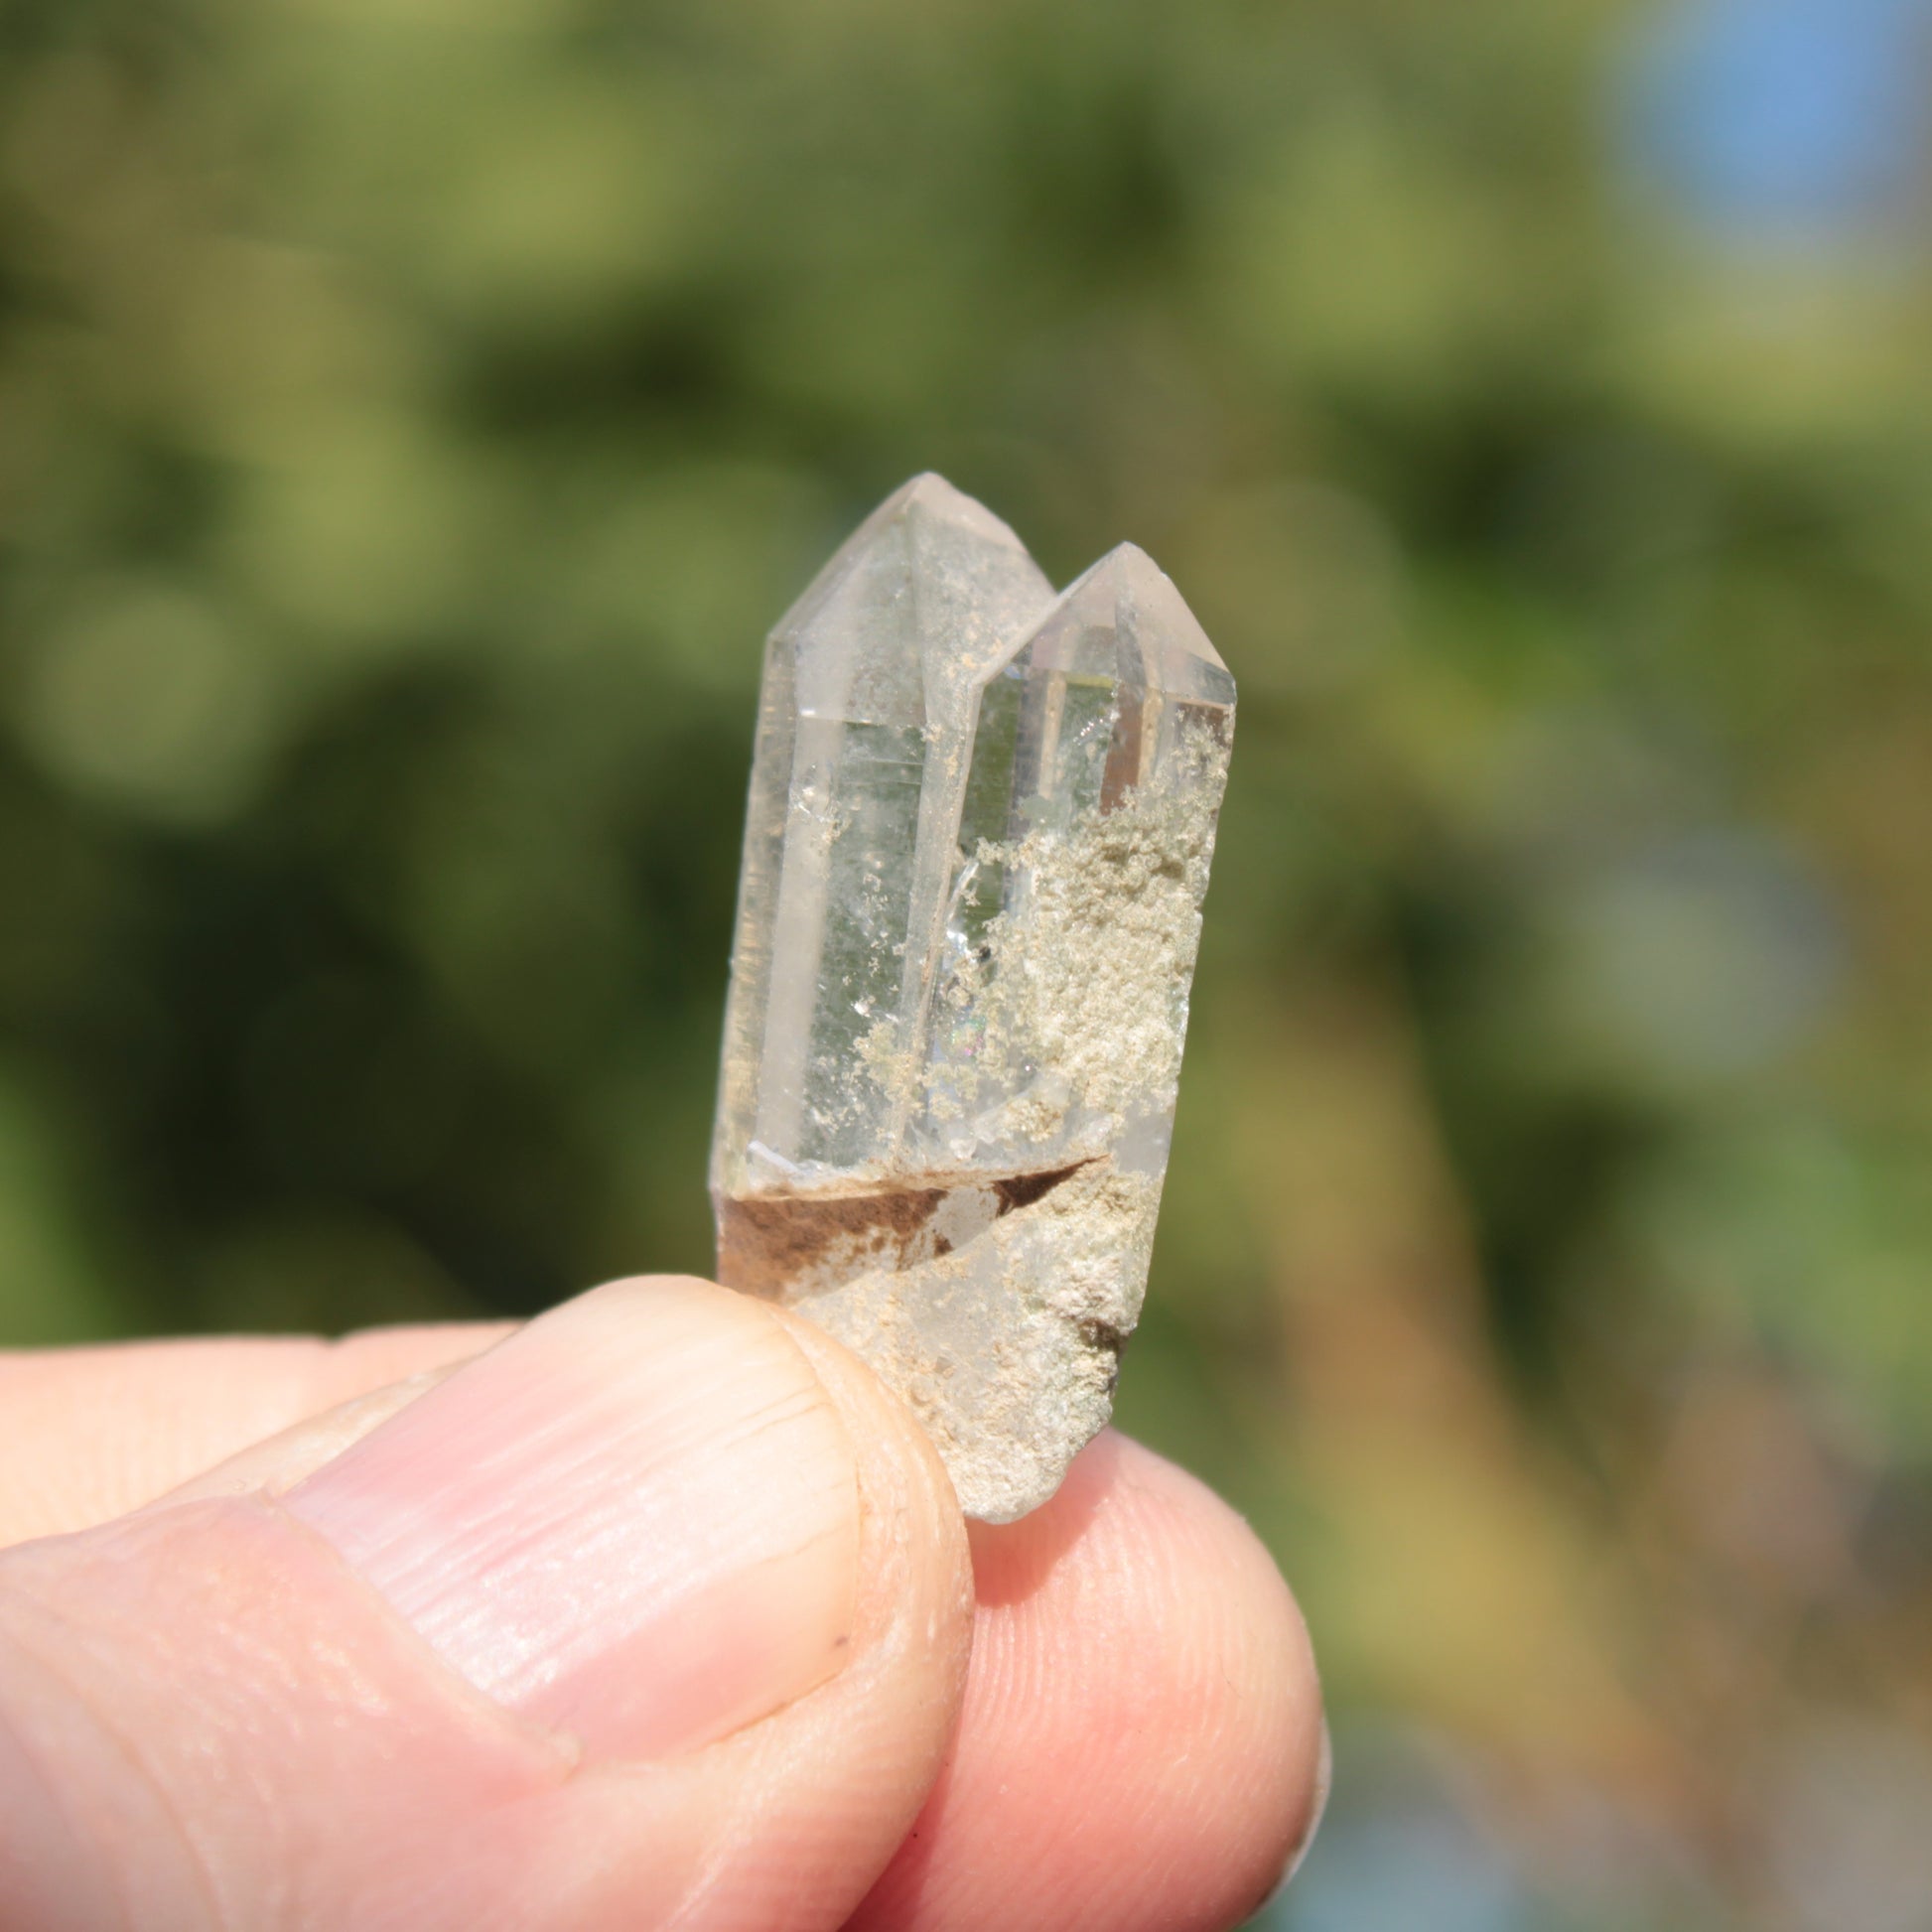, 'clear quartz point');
712,481,1234,1522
